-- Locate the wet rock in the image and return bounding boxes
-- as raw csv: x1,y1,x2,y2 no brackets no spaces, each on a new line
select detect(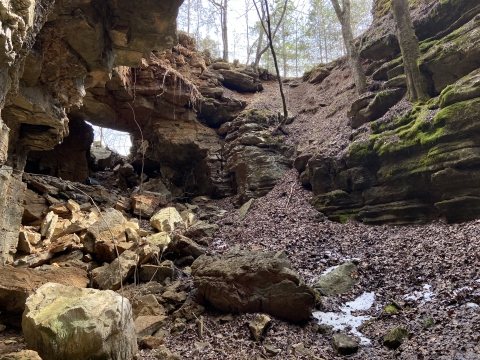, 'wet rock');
383,326,409,349
332,334,358,355
192,250,316,322
23,283,137,360
314,262,359,295
249,314,271,341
